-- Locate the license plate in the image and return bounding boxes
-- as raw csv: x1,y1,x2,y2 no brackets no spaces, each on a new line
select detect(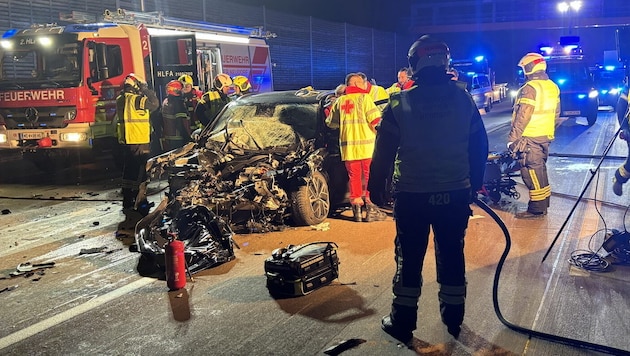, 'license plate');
564,110,581,115
19,132,44,140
